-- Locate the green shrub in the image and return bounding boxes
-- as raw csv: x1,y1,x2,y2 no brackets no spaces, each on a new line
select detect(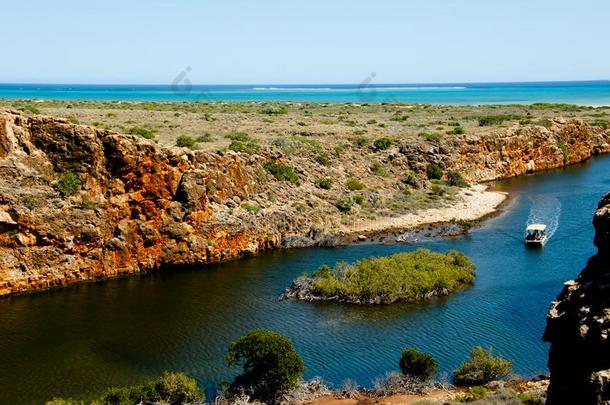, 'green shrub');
229,140,260,154
373,137,393,151
56,171,81,197
306,248,475,304
426,163,444,180
517,392,545,405
316,178,333,190
558,142,569,166
450,126,465,135
353,193,365,205
336,196,354,213
478,115,515,126
453,346,512,386
226,329,305,403
128,127,155,139
264,161,300,185
19,104,41,114
447,171,469,187
420,132,442,142
345,178,365,191
139,372,203,404
399,349,438,380
241,203,261,215
315,154,332,167
20,195,39,210
176,135,196,148
351,136,369,147
260,105,288,115
371,162,389,177
454,386,490,402
45,399,85,405
196,133,213,142
225,131,251,142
